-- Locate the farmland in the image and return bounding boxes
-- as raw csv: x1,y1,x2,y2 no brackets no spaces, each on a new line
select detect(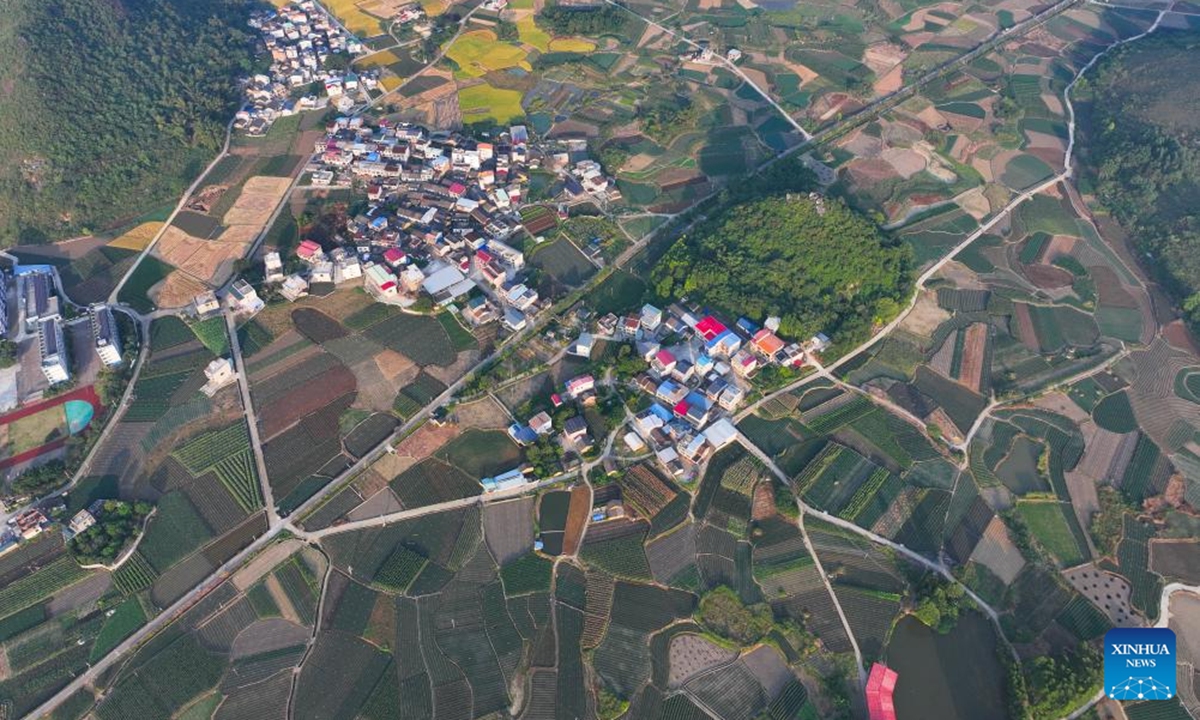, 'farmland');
13,0,1200,717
